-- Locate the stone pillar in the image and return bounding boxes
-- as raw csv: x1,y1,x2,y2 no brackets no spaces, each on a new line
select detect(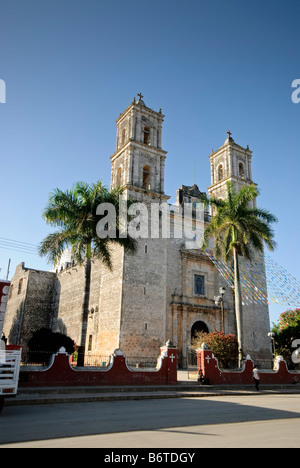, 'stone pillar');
130,112,136,140
132,150,139,186
127,148,134,185
160,340,177,385
196,344,220,384
158,124,162,148
153,126,158,147
160,157,165,193
136,113,141,143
